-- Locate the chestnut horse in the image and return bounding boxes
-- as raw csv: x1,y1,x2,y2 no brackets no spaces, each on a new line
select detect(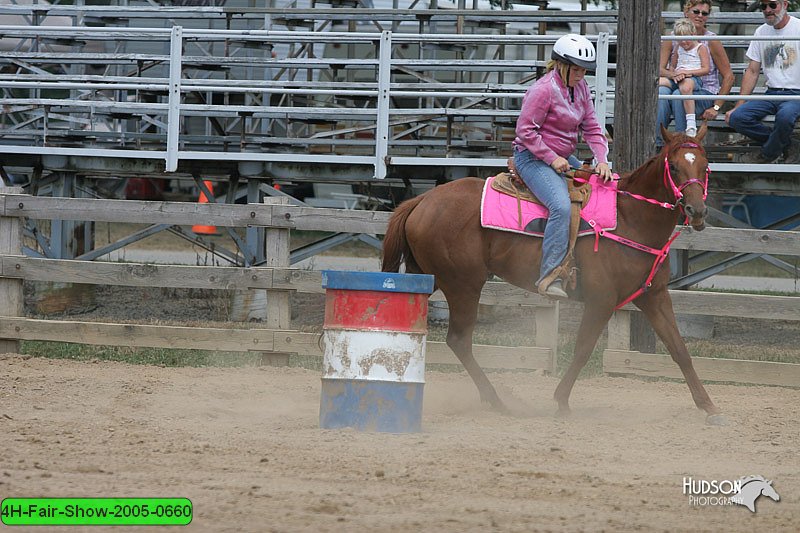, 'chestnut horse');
382,125,725,424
